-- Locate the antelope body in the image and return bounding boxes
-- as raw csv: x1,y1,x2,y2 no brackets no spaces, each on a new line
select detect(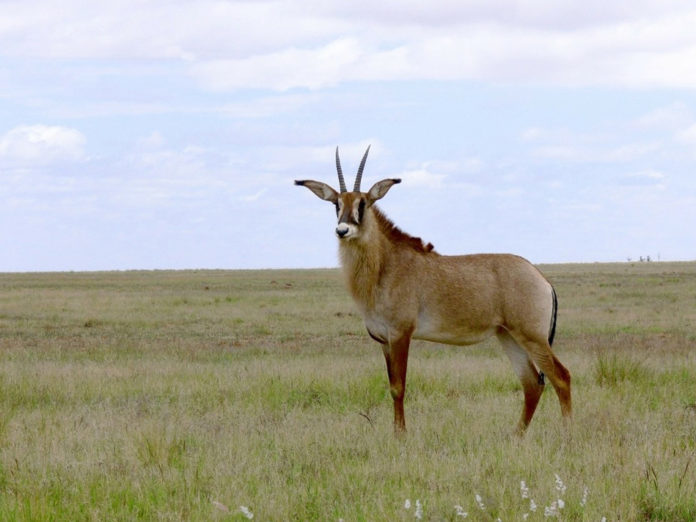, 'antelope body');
295,146,571,434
